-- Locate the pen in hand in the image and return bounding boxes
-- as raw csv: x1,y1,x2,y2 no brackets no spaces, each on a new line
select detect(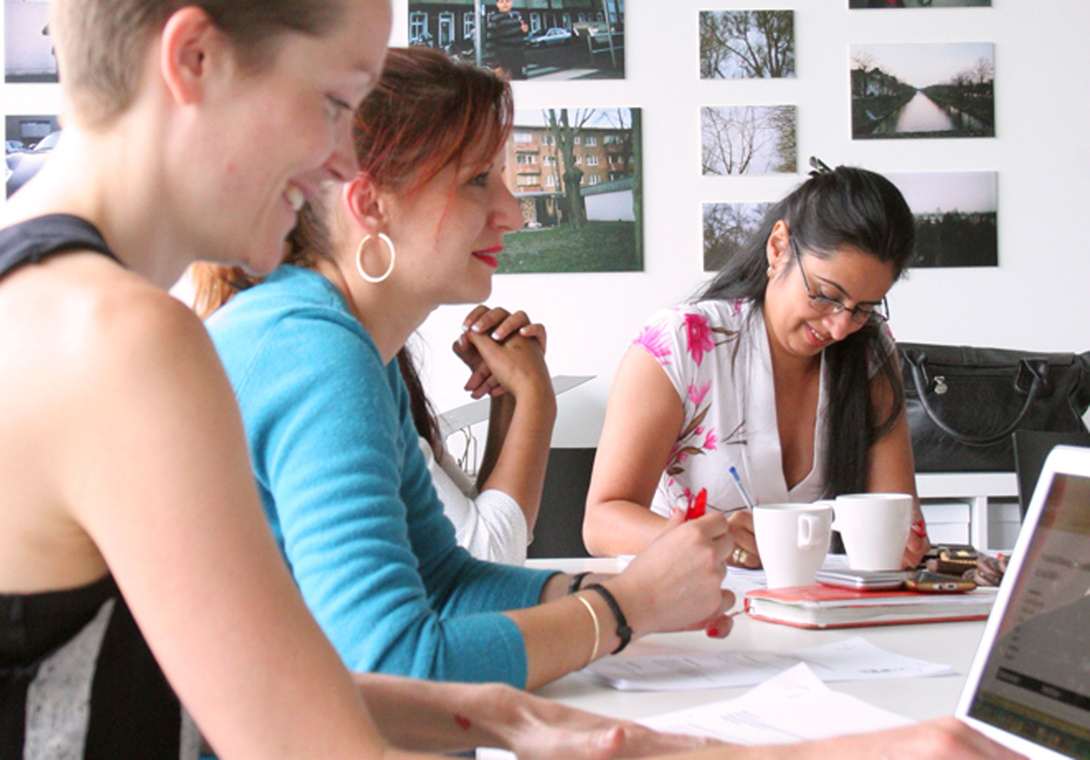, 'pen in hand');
728,466,756,511
685,488,707,521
